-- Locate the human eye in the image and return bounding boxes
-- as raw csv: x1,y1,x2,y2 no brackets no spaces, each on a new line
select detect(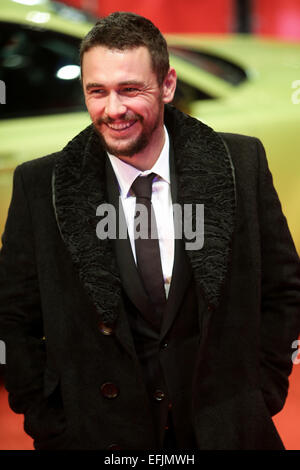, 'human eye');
120,87,140,96
88,88,106,96
93,89,106,94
